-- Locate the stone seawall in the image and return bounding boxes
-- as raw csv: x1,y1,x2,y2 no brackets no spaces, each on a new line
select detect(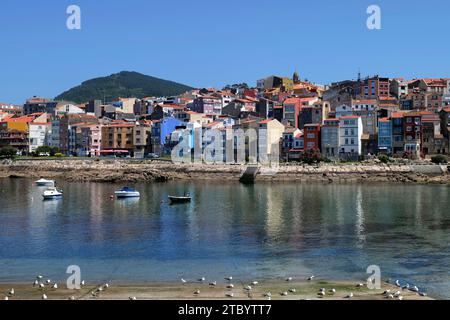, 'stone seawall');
0,159,449,184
